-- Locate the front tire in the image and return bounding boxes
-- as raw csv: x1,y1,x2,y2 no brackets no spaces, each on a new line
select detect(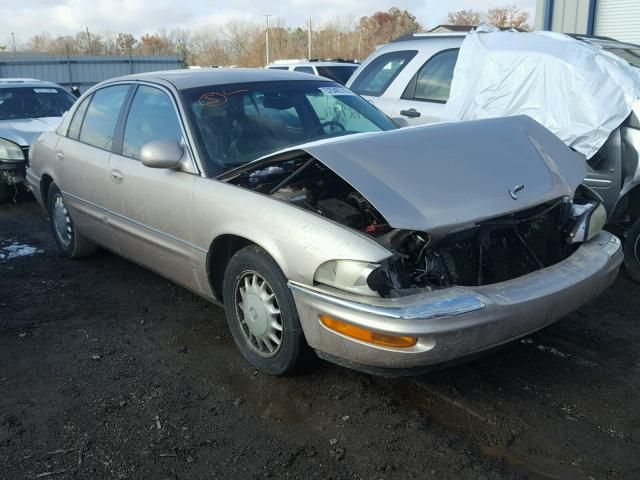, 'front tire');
624,217,640,283
223,245,307,375
47,183,97,258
